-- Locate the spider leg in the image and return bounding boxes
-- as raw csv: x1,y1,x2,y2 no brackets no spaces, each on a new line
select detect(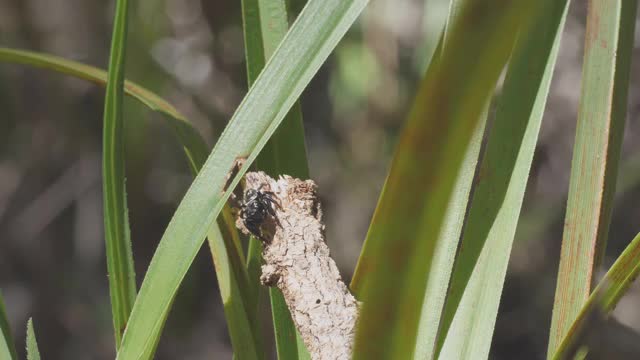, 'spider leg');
263,192,282,210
